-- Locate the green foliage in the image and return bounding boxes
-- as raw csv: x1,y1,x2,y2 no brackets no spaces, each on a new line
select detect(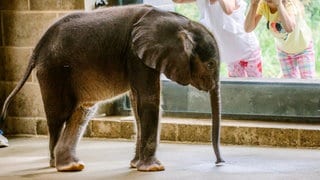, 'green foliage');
174,2,200,21
174,2,320,78
304,0,320,26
